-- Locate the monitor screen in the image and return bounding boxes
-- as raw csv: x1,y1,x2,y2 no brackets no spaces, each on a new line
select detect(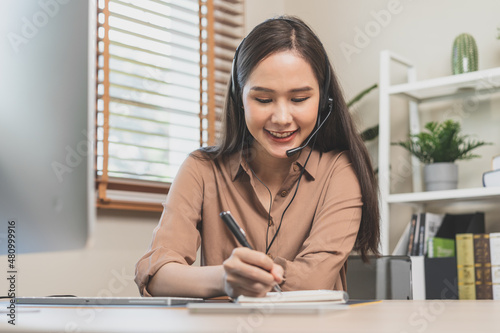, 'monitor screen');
0,0,95,254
